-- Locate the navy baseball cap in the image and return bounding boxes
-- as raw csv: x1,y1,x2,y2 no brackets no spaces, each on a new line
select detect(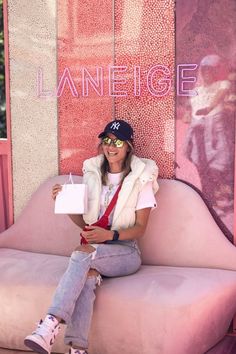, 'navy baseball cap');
98,120,134,141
